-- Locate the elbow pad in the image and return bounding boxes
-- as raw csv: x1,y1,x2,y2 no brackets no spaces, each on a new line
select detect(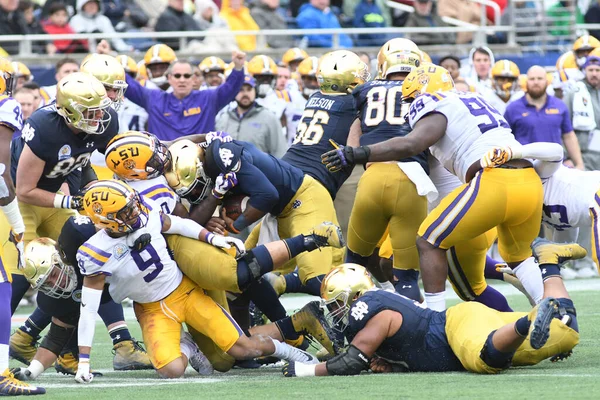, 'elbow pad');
325,345,370,376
